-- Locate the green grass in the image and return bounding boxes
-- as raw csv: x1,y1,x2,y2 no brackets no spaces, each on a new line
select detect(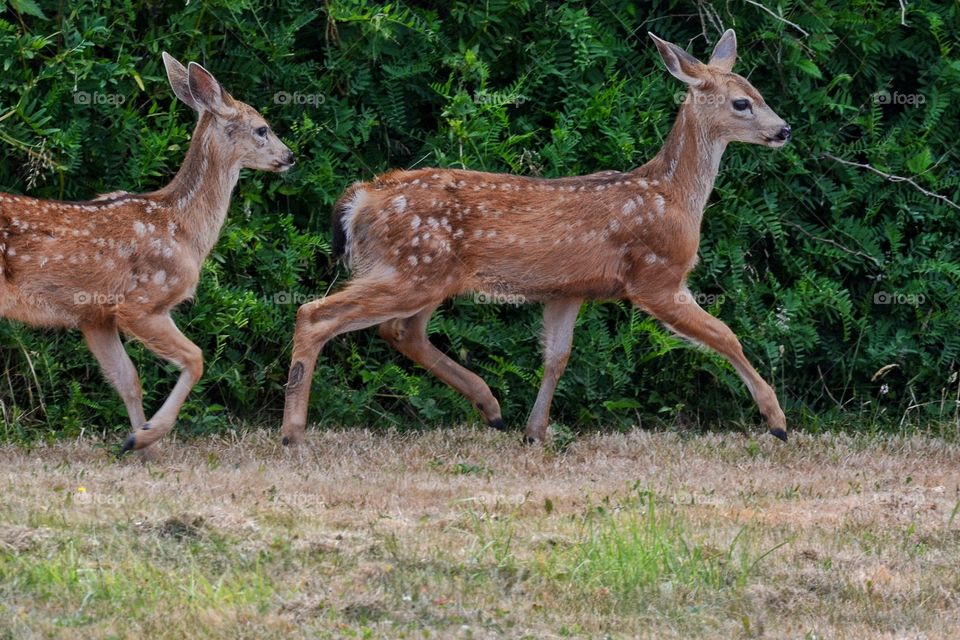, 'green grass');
545,494,788,614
